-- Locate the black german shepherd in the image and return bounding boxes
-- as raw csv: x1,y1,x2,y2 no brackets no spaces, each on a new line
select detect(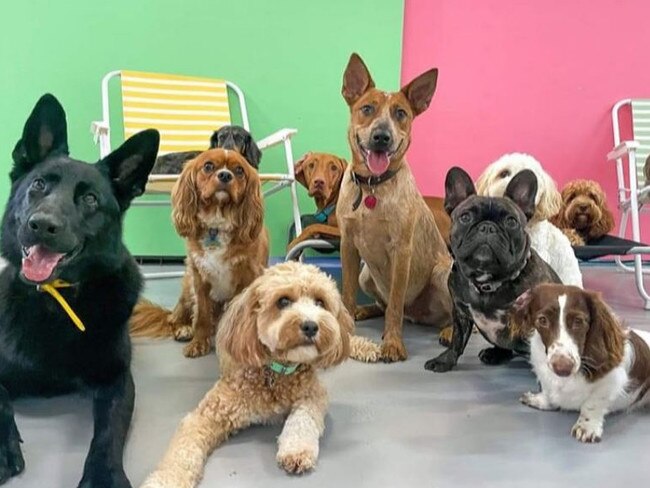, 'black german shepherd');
0,94,159,487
